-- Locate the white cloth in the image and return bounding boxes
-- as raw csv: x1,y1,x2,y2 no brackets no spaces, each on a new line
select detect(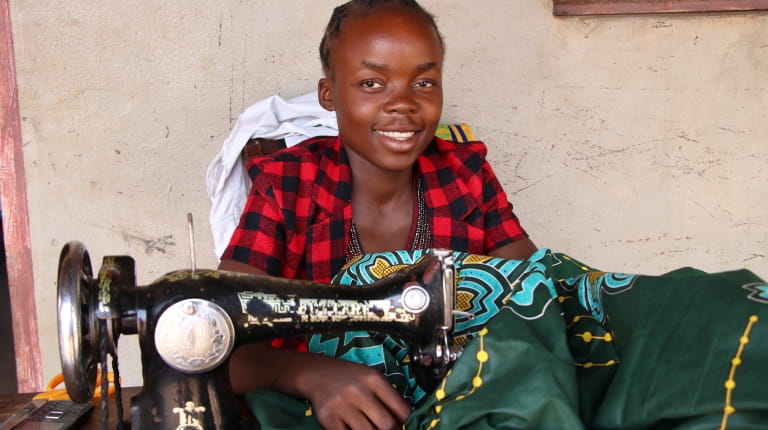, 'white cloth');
206,92,338,258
